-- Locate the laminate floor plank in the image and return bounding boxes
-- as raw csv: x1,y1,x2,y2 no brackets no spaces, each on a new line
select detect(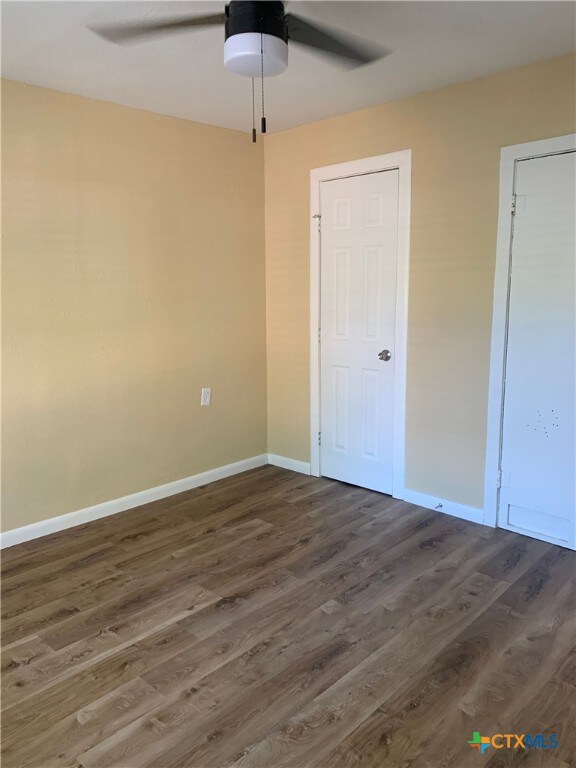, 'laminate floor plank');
1,635,55,676
2,677,166,768
39,571,219,652
1,563,121,622
324,571,574,768
2,466,574,768
107,517,274,575
2,584,218,709
2,624,197,754
1,543,120,595
229,570,512,768
80,617,371,768
2,597,83,647
141,578,336,695
321,601,521,768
